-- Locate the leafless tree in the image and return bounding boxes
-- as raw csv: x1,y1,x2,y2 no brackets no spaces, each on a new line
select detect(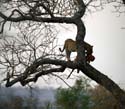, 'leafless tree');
0,0,125,108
